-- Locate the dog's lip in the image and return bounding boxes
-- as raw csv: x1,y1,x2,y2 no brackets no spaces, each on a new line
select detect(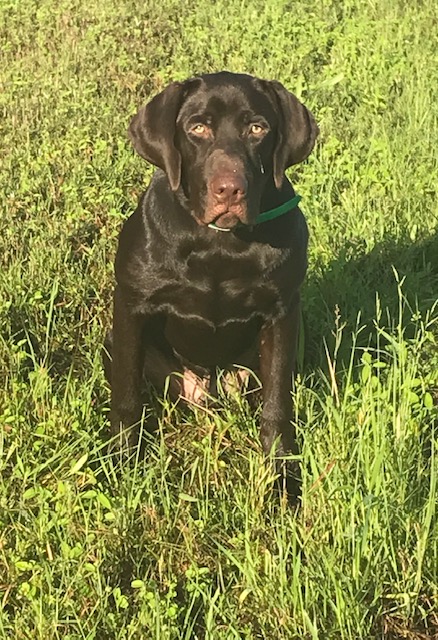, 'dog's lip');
206,211,241,229
205,202,253,228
